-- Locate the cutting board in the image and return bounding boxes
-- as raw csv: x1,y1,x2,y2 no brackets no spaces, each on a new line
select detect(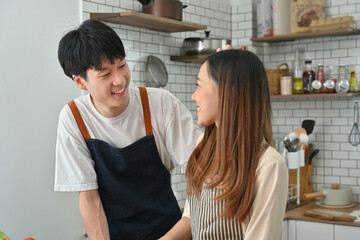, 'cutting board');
304,208,356,222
